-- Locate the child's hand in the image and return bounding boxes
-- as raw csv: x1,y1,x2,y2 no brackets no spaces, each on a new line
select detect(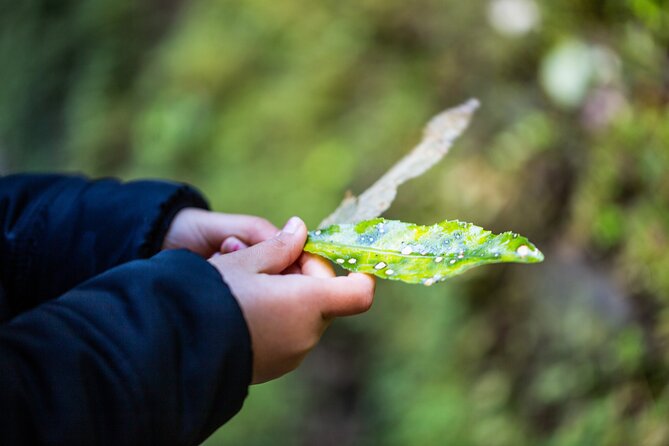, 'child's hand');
208,217,376,384
163,208,279,257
